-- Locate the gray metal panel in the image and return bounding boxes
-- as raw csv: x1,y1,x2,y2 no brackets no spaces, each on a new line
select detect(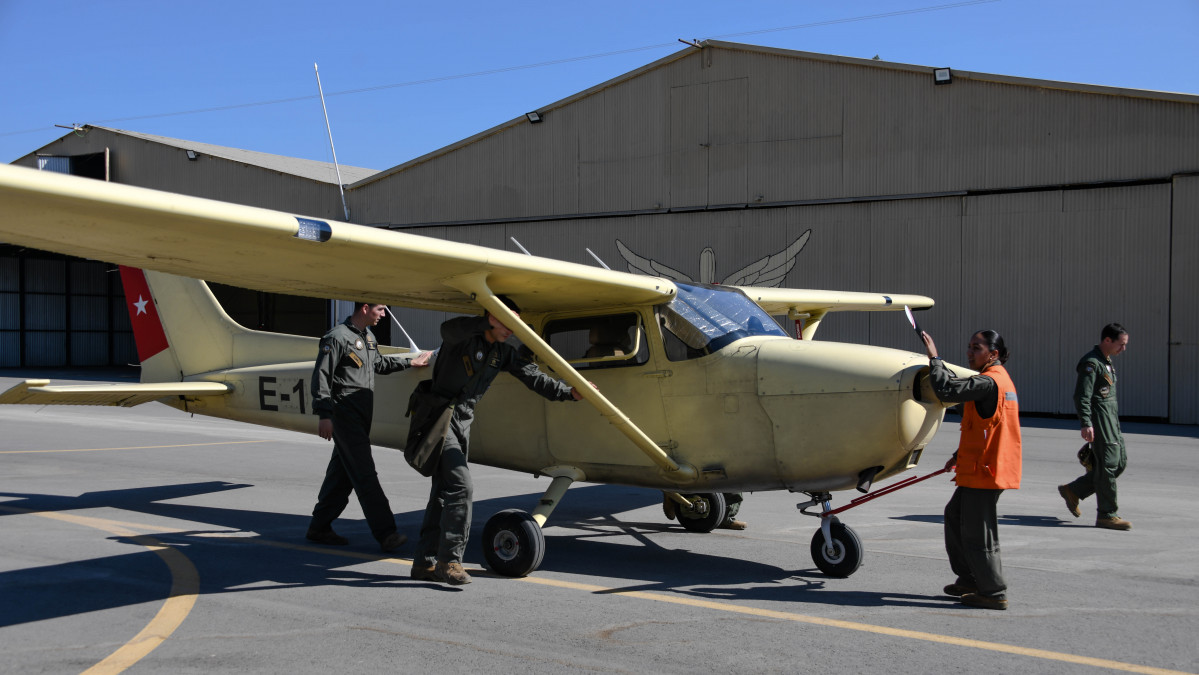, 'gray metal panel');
24,294,66,330
72,296,109,330
864,197,965,353
0,257,15,292
69,260,109,294
707,78,748,206
670,83,708,207
355,43,1197,225
1057,185,1171,419
25,332,65,366
113,332,137,364
70,332,109,366
111,296,132,331
0,333,17,367
1171,175,1199,423
961,191,1070,416
24,258,65,293
0,293,16,330
89,126,380,184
